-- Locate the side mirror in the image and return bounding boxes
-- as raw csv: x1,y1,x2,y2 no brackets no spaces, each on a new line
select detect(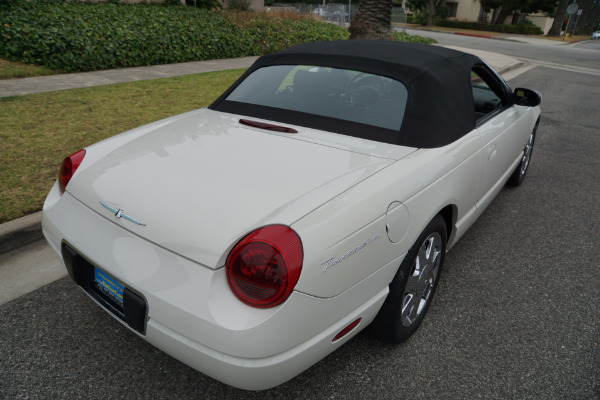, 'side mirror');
513,87,541,107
